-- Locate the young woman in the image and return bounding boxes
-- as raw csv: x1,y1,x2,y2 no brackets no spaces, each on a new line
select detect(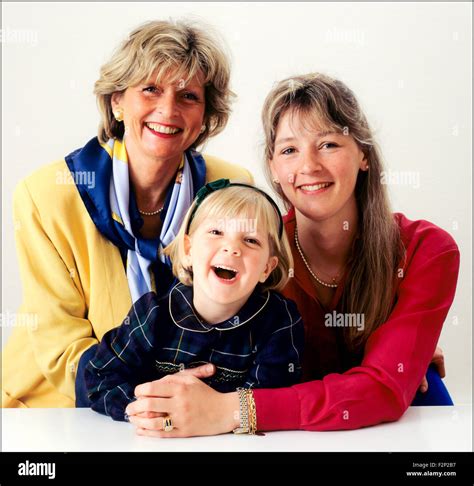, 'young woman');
123,73,459,437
